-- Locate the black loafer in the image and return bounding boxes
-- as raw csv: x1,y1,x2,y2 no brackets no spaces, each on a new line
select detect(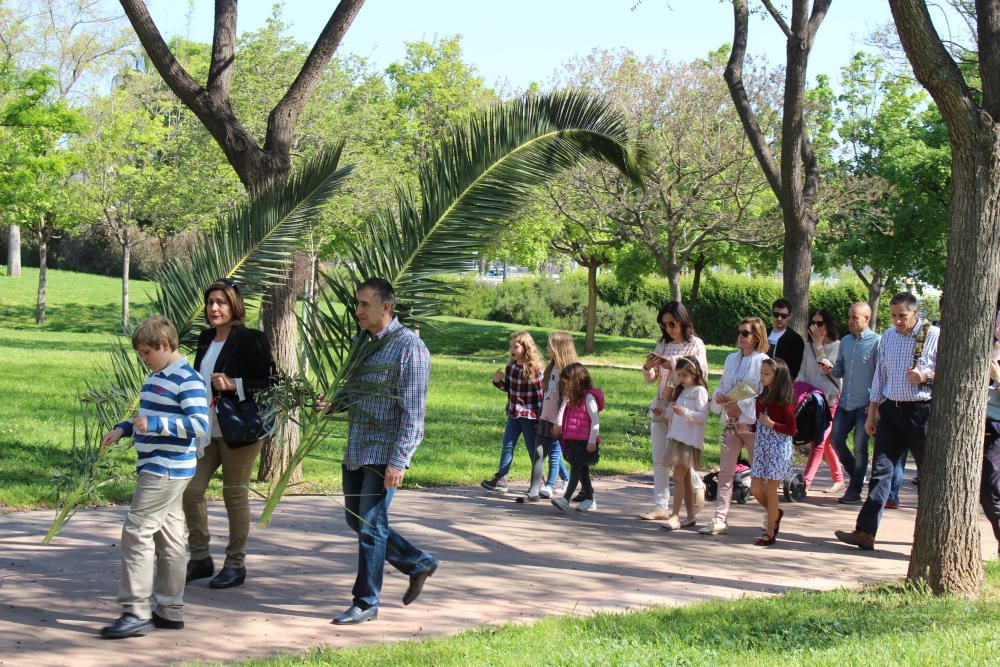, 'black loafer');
100,613,154,639
403,561,438,606
331,605,378,625
152,612,184,630
209,566,246,589
186,557,214,583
